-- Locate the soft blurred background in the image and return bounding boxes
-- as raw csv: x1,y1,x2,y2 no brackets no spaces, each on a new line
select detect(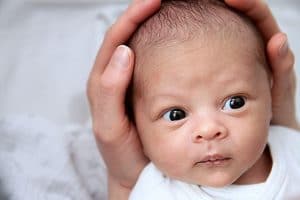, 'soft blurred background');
0,0,299,199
